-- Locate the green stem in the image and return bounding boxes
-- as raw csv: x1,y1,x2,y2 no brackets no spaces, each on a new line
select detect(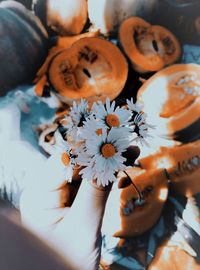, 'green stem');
124,171,143,202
